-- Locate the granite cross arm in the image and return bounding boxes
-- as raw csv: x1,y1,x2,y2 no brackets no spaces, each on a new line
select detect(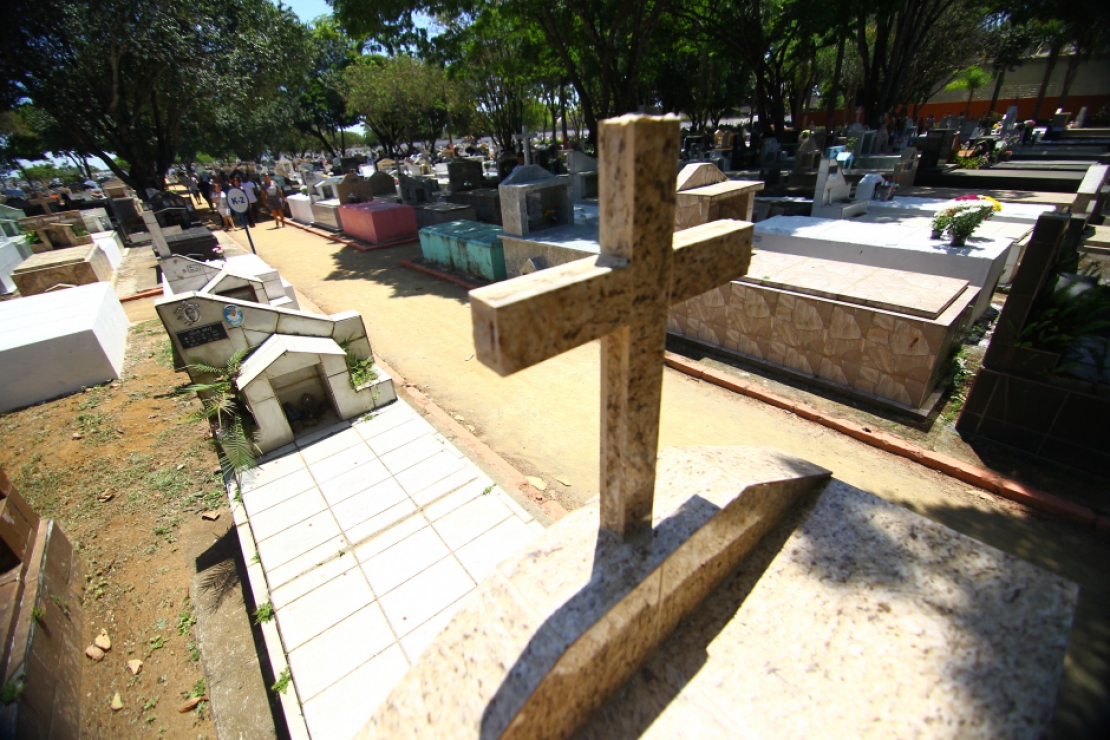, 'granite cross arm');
470,114,753,540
